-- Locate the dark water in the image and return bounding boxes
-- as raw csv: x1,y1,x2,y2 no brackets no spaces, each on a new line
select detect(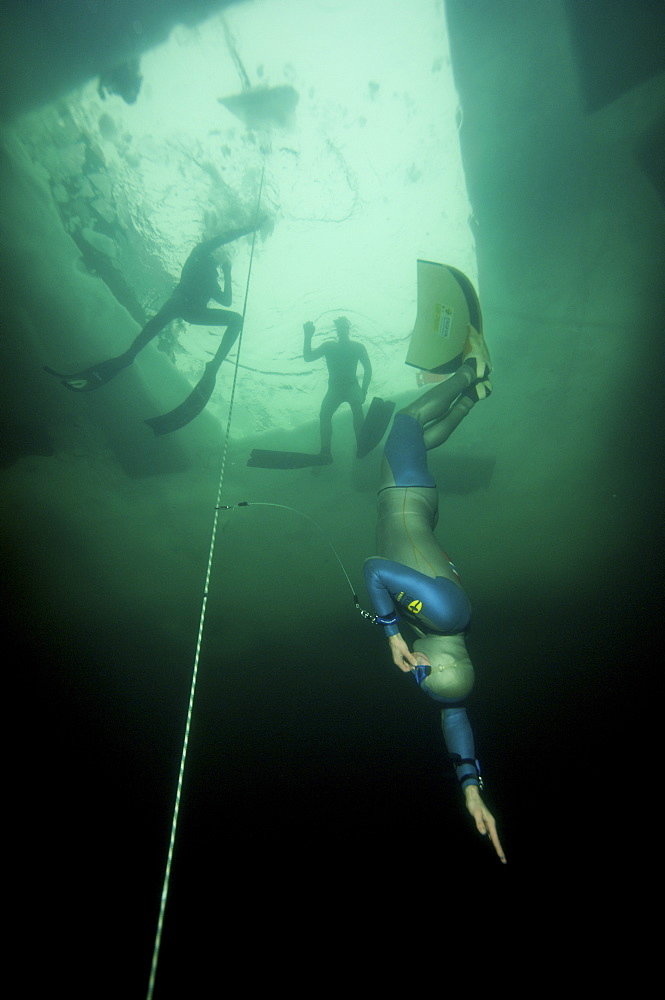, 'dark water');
8,458,661,990
2,1,664,995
